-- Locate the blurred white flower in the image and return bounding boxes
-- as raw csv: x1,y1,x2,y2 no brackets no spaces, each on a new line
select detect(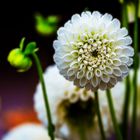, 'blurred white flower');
53,11,134,91
2,123,61,140
34,65,125,140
